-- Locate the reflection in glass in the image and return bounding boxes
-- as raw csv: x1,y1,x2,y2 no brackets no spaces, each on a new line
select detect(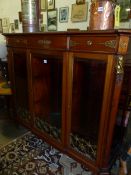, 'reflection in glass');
31,54,63,141
70,57,107,160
